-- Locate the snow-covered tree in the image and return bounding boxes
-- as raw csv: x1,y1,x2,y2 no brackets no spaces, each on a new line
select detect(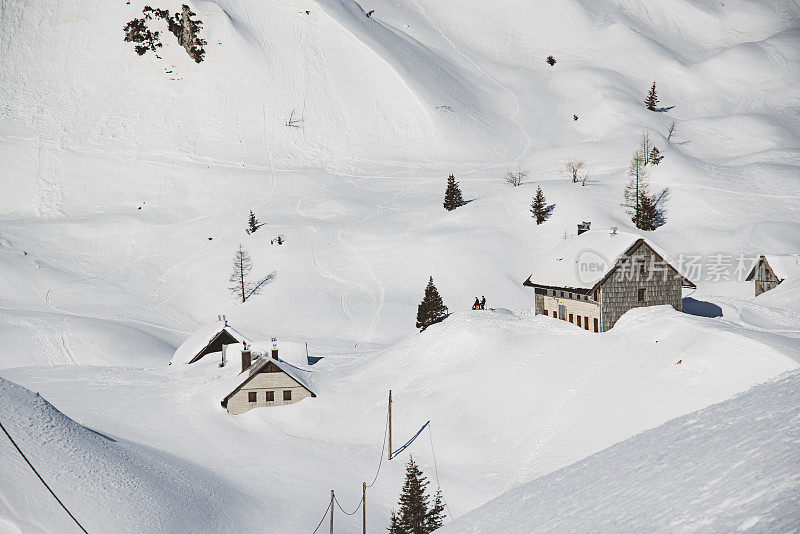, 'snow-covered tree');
443,175,464,211
416,277,448,331
645,81,659,111
388,456,447,533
